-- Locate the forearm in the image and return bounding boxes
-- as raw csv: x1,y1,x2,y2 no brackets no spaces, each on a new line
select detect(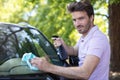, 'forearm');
46,64,89,79
31,57,87,79
31,55,99,80
62,43,77,56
